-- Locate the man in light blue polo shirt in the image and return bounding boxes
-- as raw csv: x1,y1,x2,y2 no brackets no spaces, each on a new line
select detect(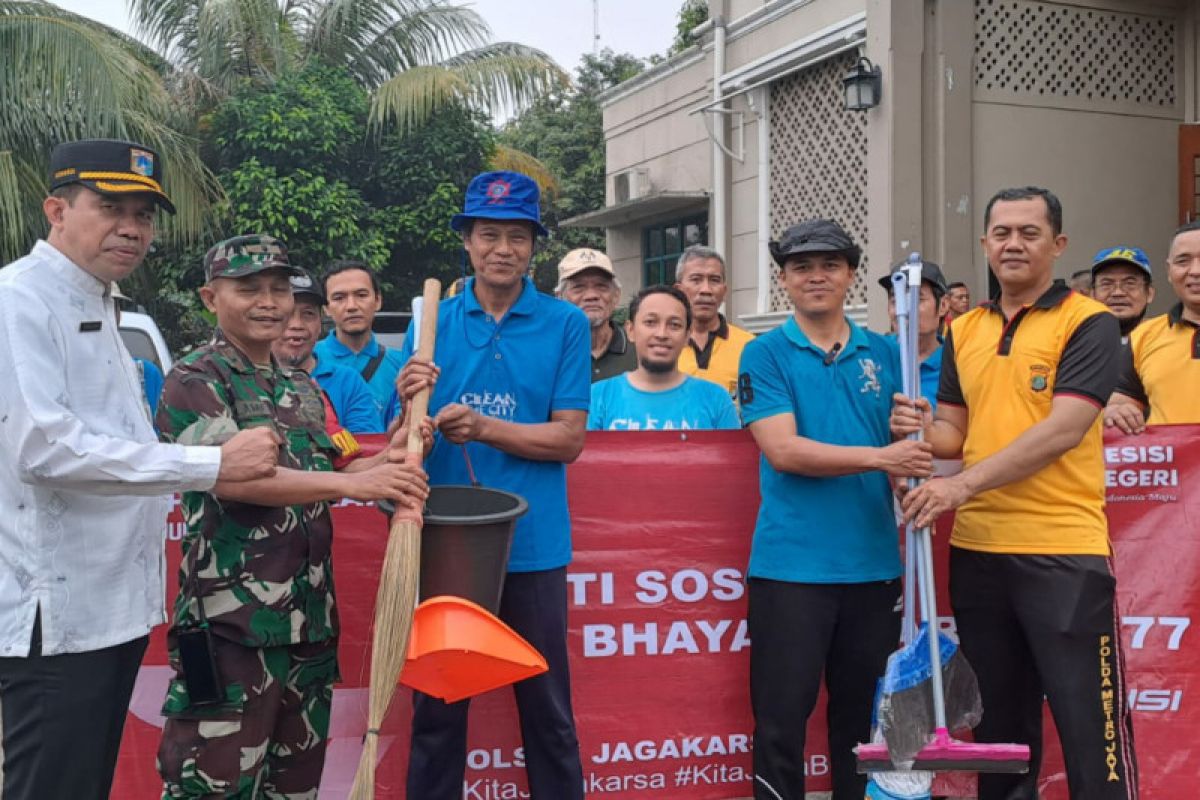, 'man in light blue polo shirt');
589,285,740,430
878,258,950,410
737,219,933,800
397,170,590,800
313,260,403,423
